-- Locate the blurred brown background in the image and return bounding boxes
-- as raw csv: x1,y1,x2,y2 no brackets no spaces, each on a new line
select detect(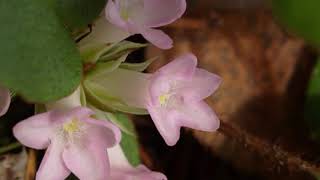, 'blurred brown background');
134,0,320,179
